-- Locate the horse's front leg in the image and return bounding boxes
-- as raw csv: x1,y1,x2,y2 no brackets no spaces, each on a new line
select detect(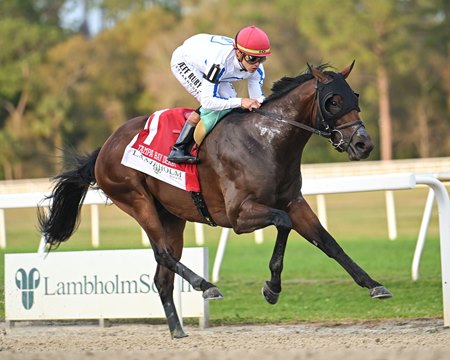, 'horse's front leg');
288,197,392,299
233,201,292,304
262,226,291,304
